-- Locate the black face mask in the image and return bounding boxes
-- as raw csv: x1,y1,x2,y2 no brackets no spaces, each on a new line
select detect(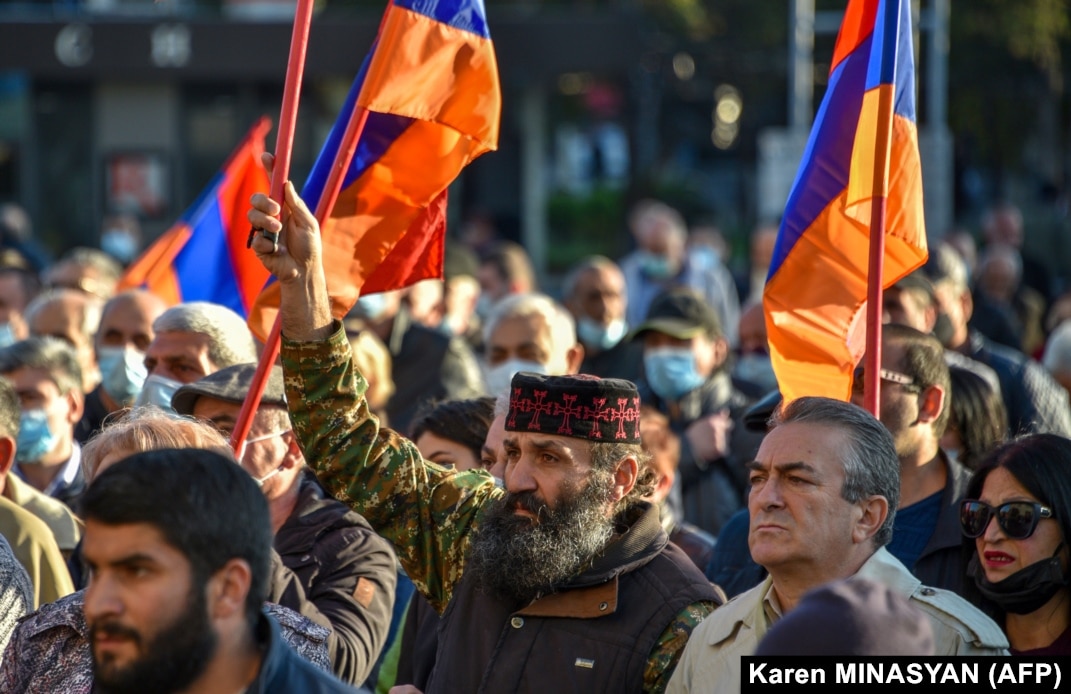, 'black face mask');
968,544,1069,615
